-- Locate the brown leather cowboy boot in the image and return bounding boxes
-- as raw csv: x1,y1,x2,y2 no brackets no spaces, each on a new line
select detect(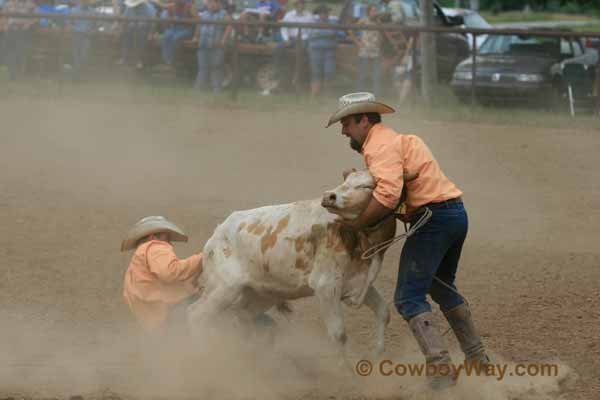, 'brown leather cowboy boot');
443,303,490,366
408,312,456,390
